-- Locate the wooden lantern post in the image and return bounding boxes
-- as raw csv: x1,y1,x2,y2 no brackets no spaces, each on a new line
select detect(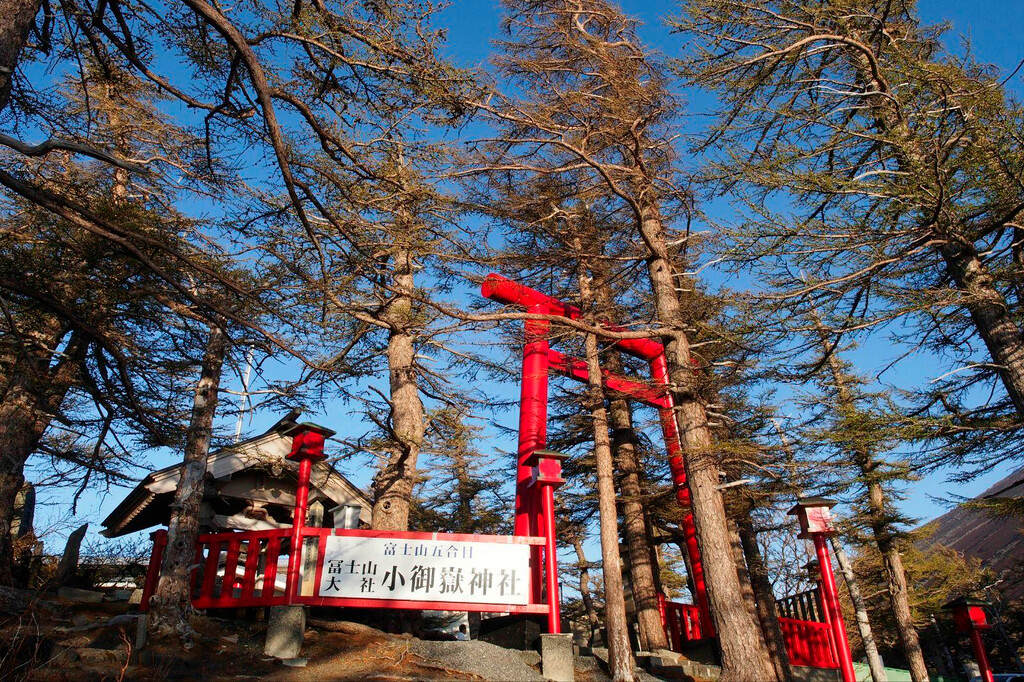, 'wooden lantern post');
284,423,335,601
944,597,994,682
527,448,568,634
788,497,856,682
